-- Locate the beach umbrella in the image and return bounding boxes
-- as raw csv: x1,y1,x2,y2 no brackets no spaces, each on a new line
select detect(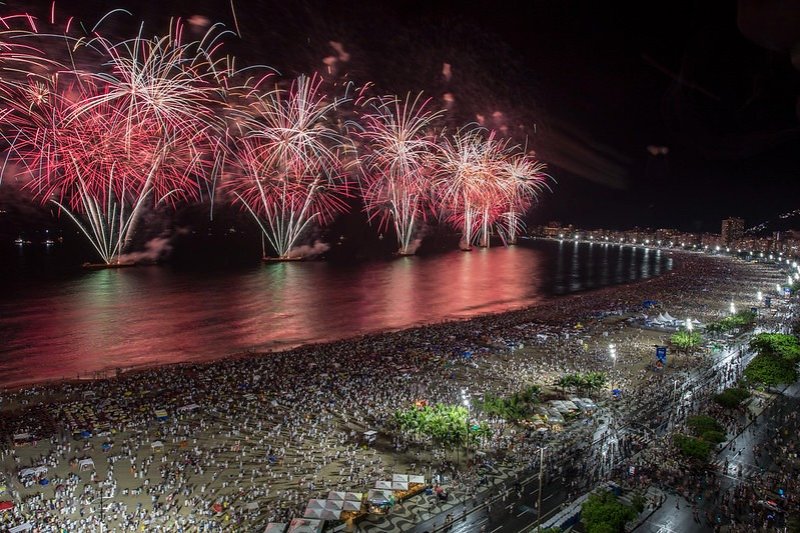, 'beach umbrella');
0,501,14,511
